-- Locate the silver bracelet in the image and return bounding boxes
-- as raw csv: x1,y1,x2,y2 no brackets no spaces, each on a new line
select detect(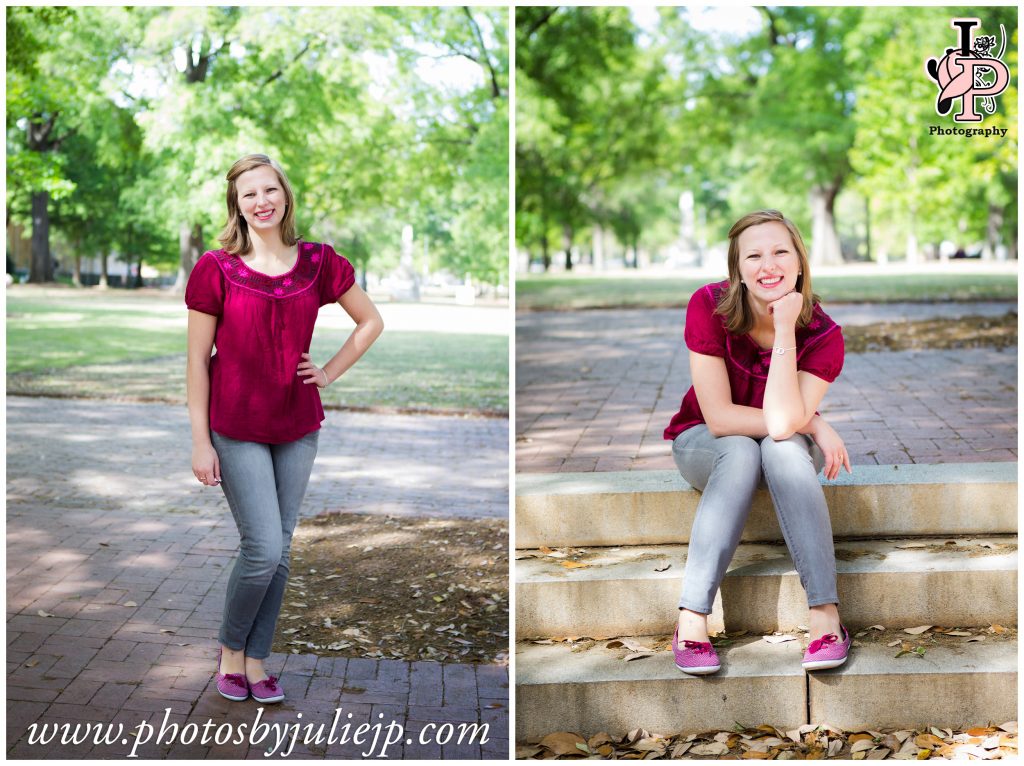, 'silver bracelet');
773,345,797,355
